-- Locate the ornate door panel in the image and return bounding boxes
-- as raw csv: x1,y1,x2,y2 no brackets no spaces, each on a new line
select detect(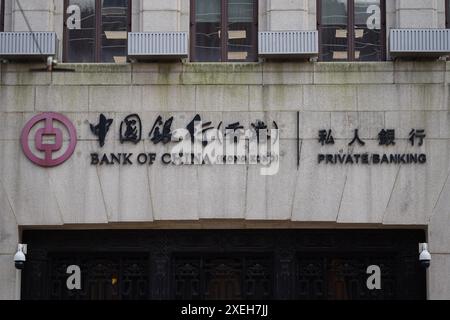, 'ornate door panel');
21,229,426,300
47,253,149,300
173,255,272,300
296,254,397,300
